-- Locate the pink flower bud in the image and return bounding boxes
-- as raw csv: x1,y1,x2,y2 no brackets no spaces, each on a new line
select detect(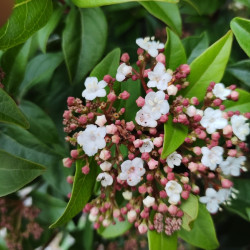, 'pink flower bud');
193,146,201,155
147,174,154,181
138,223,148,234
191,97,199,105
159,190,167,198
70,124,77,130
120,90,130,100
158,203,168,213
212,132,220,140
128,153,135,160
176,210,184,217
66,176,74,184
213,98,222,106
121,52,130,62
141,152,150,161
67,97,75,106
168,205,178,216
70,150,78,159
188,162,198,172
208,173,215,179
198,163,206,172
112,135,120,144
137,48,144,54
79,115,87,125
103,74,112,83
167,85,178,96
100,149,111,161
148,159,158,170
63,110,71,119
87,112,94,119
193,114,202,122
228,149,237,157
149,128,157,135
125,121,135,131
156,53,166,64
63,158,73,168
94,223,100,229
181,191,189,200
82,165,90,175
192,185,200,194
219,105,225,111
223,125,232,135
221,179,233,188
127,210,137,223
133,139,143,148
167,173,175,181
230,91,239,101
136,96,145,107
198,130,206,139
106,124,117,134
143,69,151,78
107,92,117,102
160,178,168,186
153,137,163,147
226,140,233,147
138,185,147,194
159,114,168,123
